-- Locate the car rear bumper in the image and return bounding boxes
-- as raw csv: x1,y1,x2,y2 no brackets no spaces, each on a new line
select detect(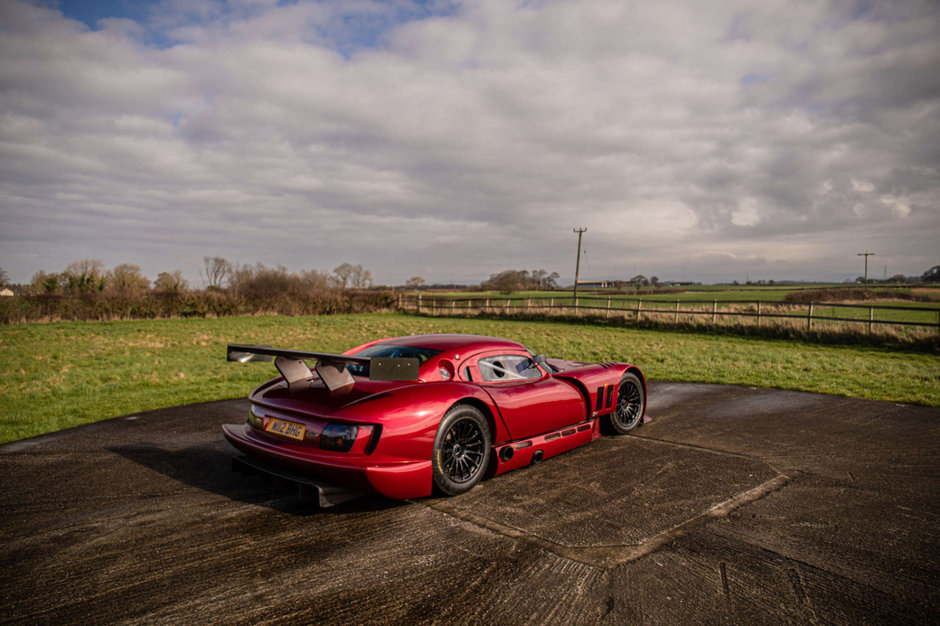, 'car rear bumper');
221,423,433,500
